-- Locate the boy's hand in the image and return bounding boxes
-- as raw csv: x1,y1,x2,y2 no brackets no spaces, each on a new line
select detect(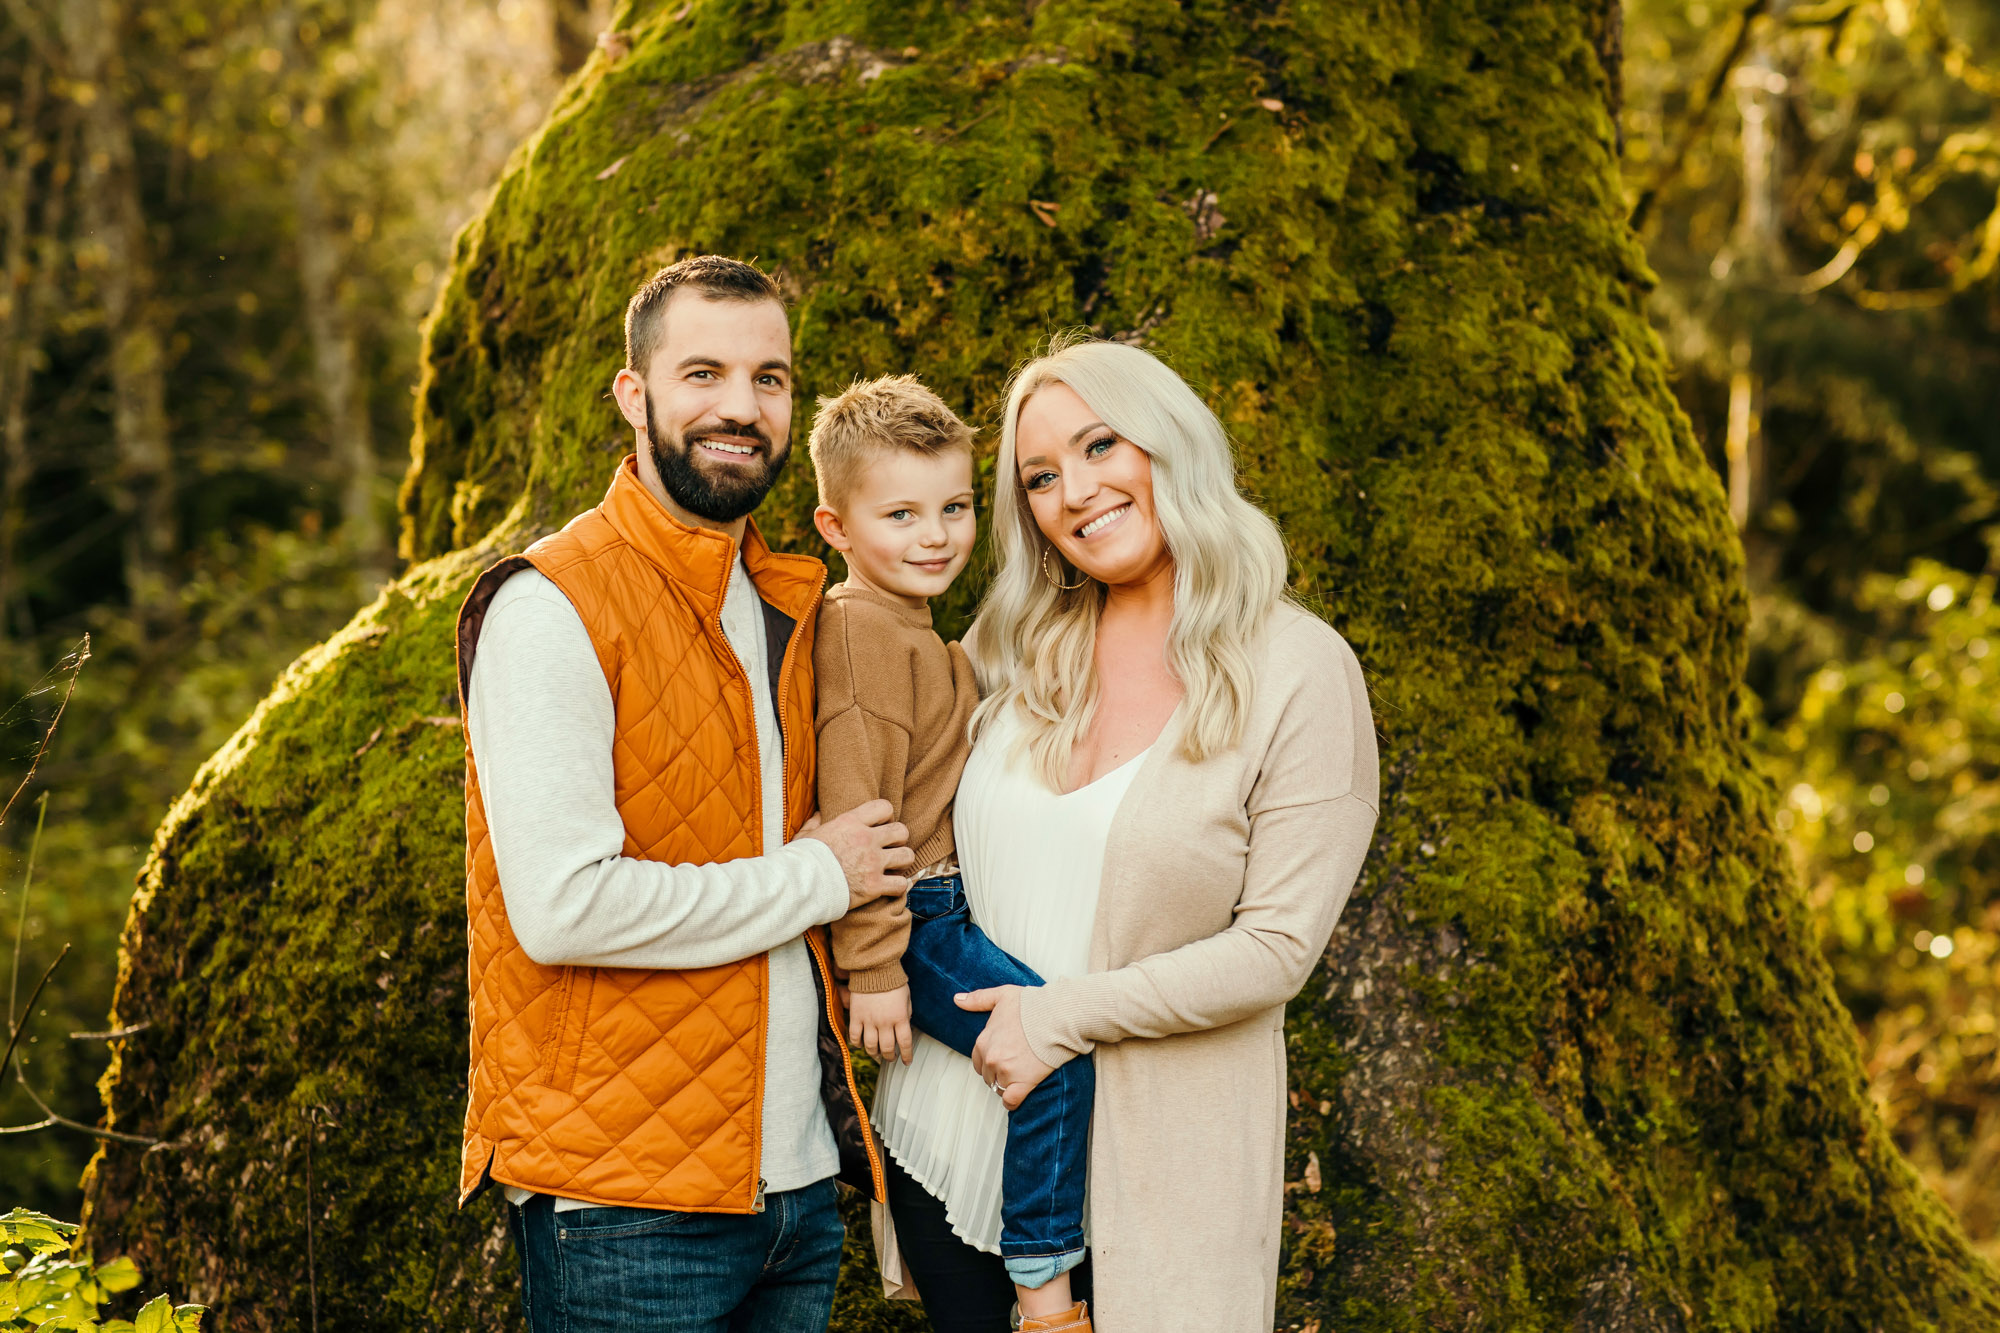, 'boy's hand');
848,985,915,1065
